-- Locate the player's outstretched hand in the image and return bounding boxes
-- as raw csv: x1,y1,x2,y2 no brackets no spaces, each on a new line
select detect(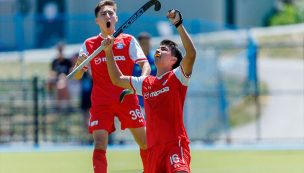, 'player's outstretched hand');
167,9,183,28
